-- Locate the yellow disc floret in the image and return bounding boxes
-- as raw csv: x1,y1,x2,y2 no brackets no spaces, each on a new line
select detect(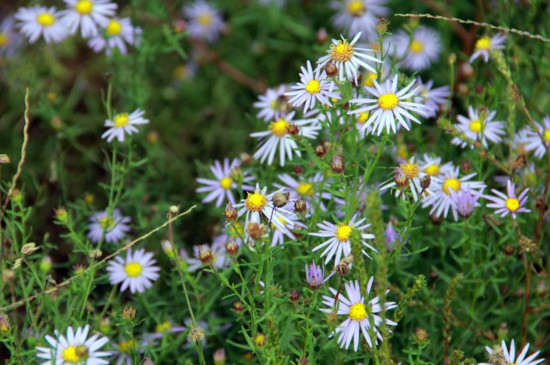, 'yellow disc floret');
378,93,399,110
62,346,82,363
124,262,143,278
113,113,130,128
349,303,368,321
219,177,233,190
505,198,520,211
336,223,352,242
443,178,461,195
99,216,114,229
270,119,290,137
330,40,354,62
410,39,424,53
469,119,482,133
347,0,365,16
155,321,172,333
74,0,93,15
245,191,268,212
356,112,369,124
36,13,55,27
400,162,419,179
364,72,378,88
106,19,122,36
198,13,212,26
475,36,492,51
424,164,440,176
297,182,314,196
305,80,321,94
544,130,550,142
